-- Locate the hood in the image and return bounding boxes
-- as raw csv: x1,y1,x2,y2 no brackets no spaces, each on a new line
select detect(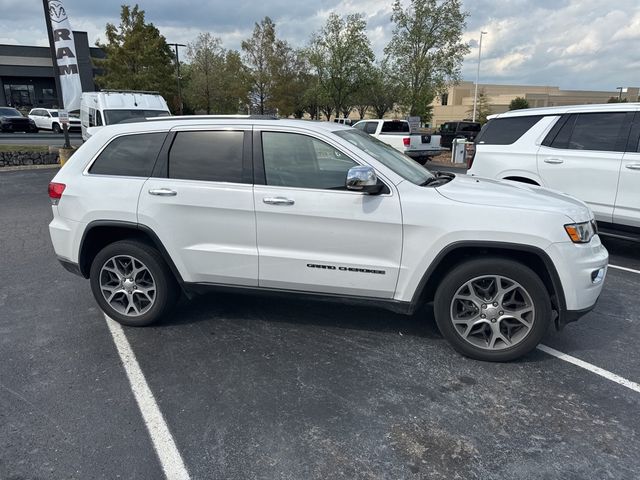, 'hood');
435,174,592,223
